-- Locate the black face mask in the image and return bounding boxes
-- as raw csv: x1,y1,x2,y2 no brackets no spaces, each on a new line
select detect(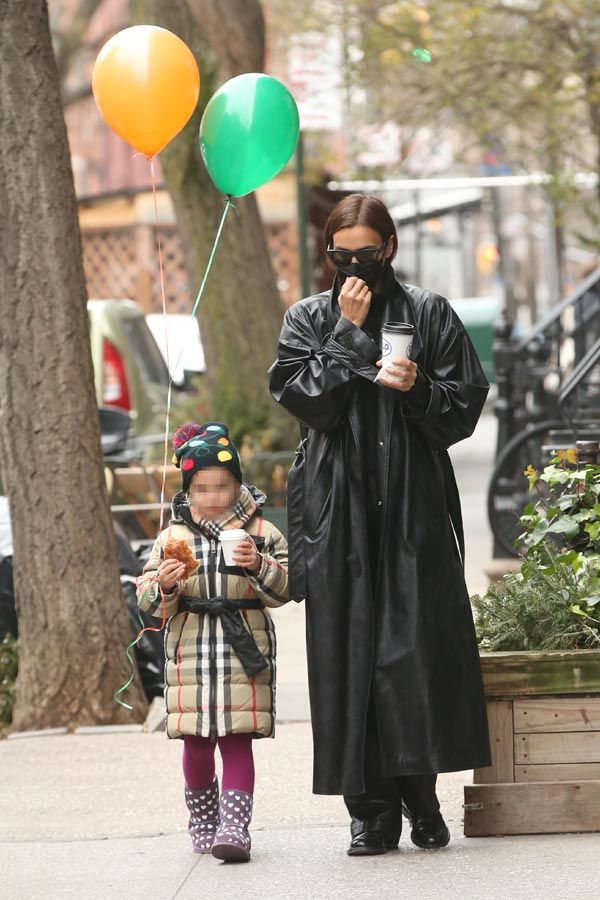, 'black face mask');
335,259,385,288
